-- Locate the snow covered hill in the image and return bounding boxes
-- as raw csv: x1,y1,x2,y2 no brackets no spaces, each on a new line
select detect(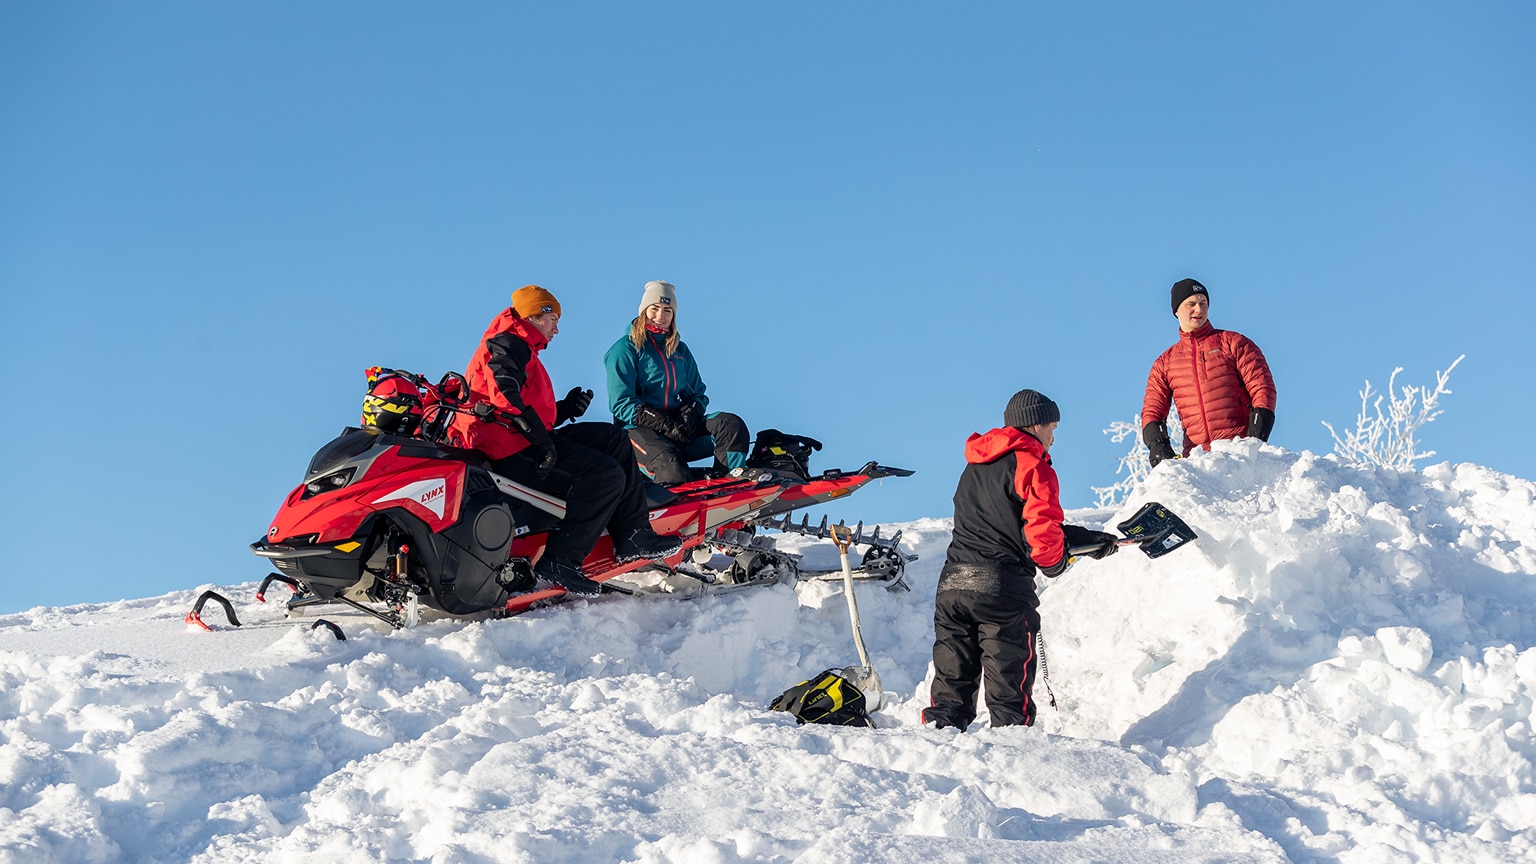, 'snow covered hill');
3,438,1534,863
